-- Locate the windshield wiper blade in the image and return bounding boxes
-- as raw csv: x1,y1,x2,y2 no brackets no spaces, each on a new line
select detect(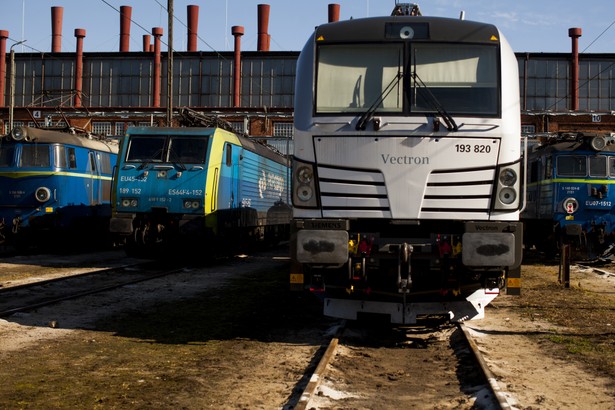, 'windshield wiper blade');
355,71,403,131
411,72,458,132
